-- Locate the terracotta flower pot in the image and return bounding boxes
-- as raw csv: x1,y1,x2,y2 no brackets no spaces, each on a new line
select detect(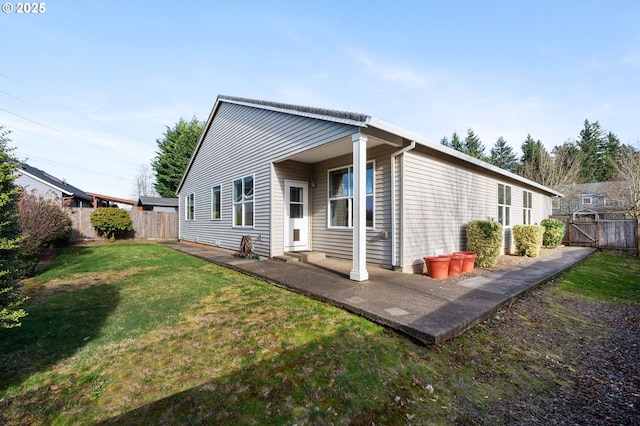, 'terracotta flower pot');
424,256,450,280
453,251,477,273
447,254,465,276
